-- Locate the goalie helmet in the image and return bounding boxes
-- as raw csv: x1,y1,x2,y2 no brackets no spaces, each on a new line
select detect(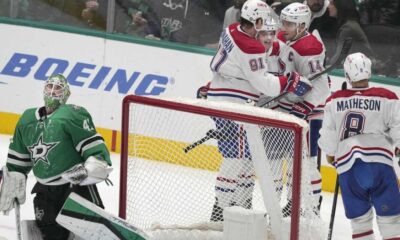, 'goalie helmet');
43,74,71,111
241,0,271,27
280,2,312,29
343,52,372,83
